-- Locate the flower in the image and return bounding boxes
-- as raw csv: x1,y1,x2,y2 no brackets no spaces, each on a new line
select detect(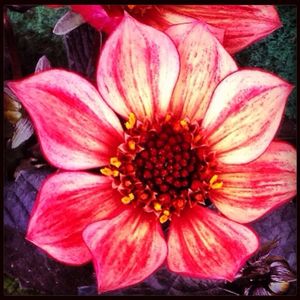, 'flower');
51,4,282,54
8,14,296,293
